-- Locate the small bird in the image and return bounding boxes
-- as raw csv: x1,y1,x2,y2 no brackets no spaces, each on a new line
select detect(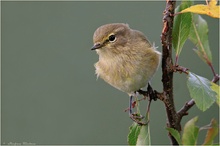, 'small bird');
91,23,161,124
